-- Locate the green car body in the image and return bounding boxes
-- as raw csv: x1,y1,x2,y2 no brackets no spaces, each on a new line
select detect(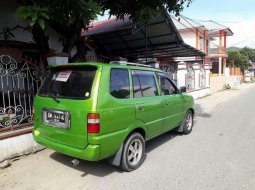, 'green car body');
33,62,194,167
